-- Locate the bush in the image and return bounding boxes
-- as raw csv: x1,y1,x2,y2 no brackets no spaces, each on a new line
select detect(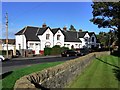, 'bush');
44,47,52,56
61,47,69,52
44,46,69,55
0,50,13,55
51,45,61,55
